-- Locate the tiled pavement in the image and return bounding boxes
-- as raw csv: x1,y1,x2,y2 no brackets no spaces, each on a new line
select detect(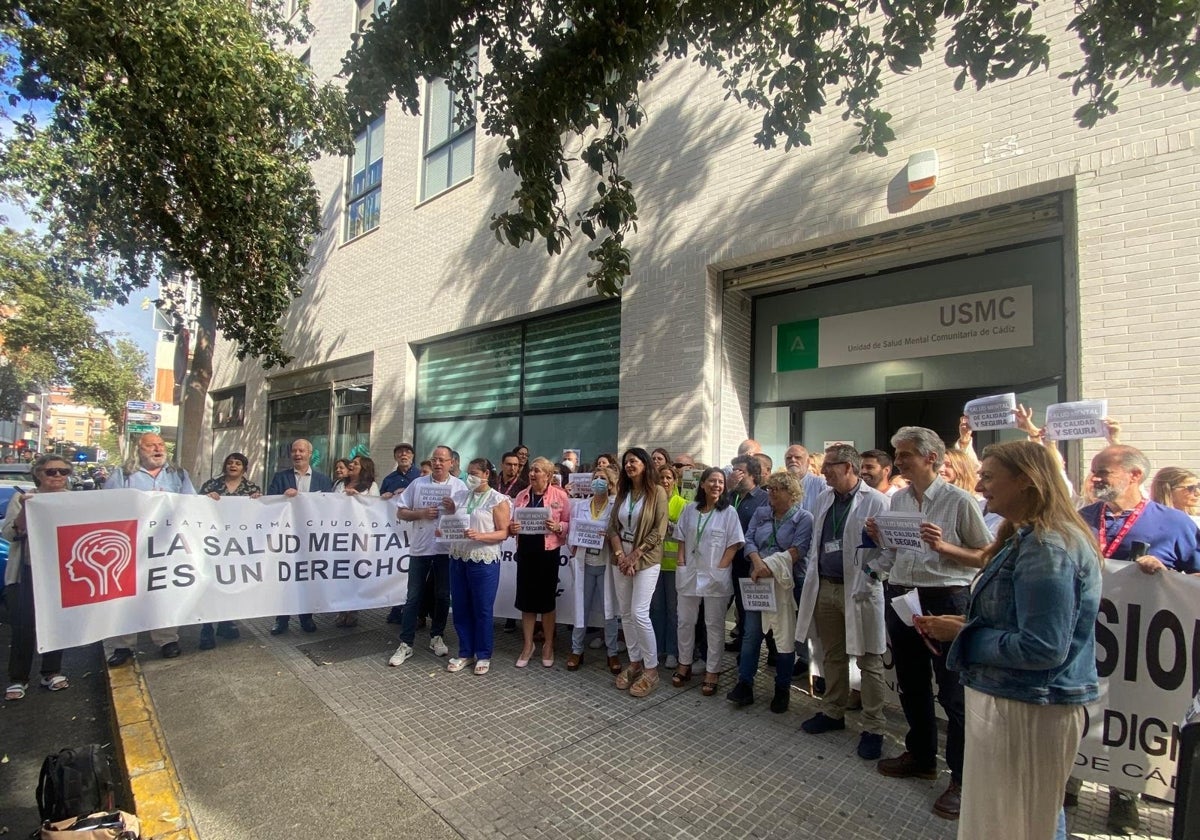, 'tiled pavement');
138,609,1174,839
